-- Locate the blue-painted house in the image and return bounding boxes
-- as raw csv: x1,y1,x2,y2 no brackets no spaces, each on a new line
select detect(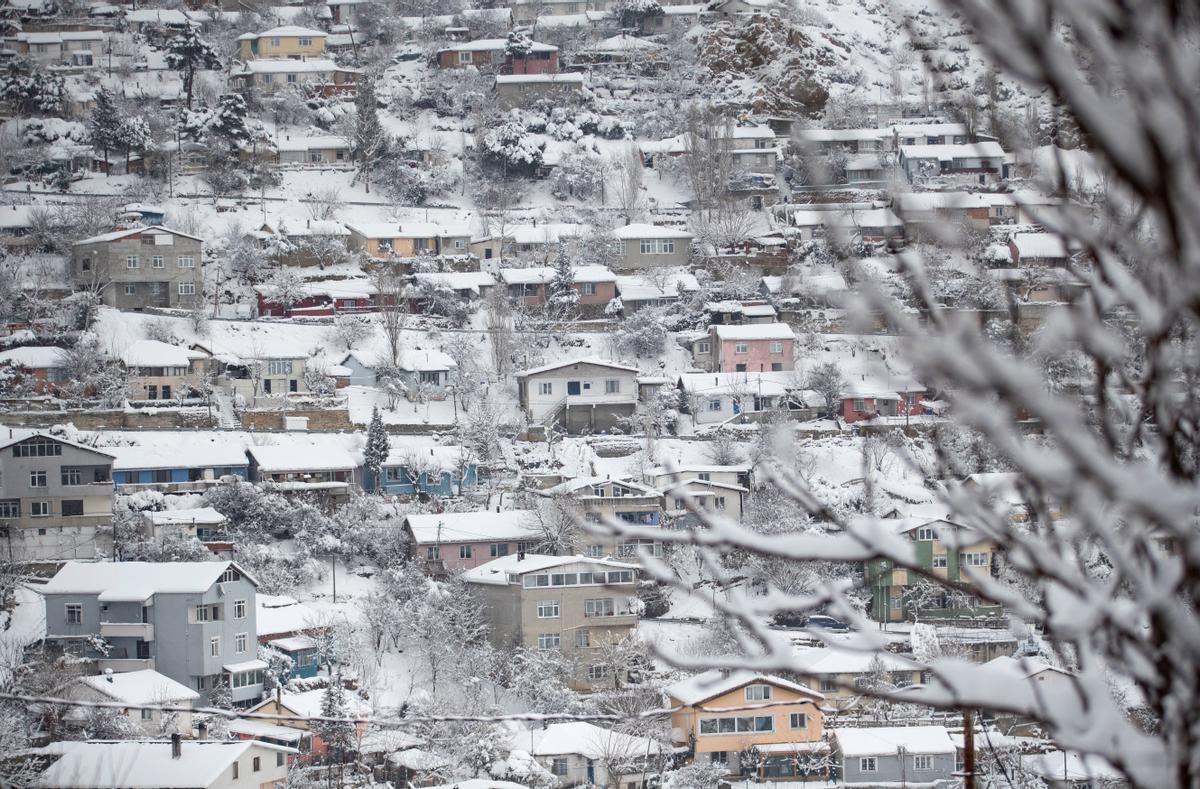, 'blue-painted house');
268,635,320,679
362,444,480,497
108,444,250,492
